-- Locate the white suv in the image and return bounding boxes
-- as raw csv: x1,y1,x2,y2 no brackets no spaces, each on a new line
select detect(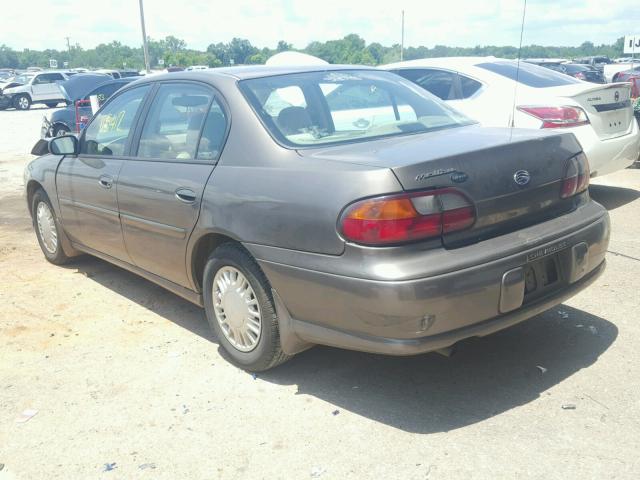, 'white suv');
0,71,69,110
